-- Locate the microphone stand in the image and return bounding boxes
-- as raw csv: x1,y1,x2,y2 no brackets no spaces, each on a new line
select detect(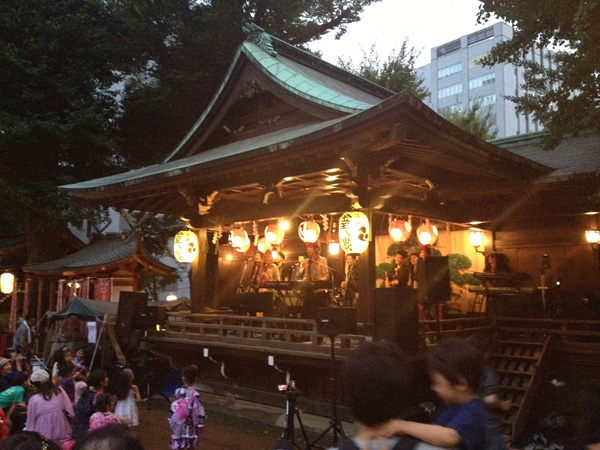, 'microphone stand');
236,258,253,293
